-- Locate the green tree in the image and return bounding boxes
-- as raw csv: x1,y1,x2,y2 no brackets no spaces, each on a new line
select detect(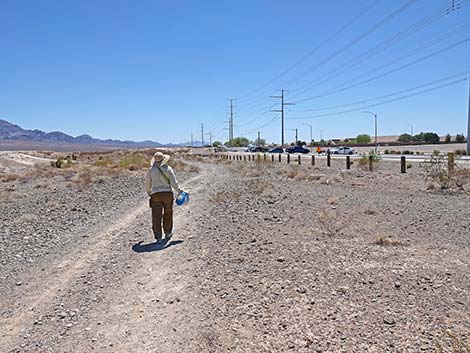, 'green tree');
398,133,412,143
356,134,371,144
212,141,222,147
296,140,307,146
445,134,451,143
231,137,250,147
423,132,440,144
456,133,466,143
